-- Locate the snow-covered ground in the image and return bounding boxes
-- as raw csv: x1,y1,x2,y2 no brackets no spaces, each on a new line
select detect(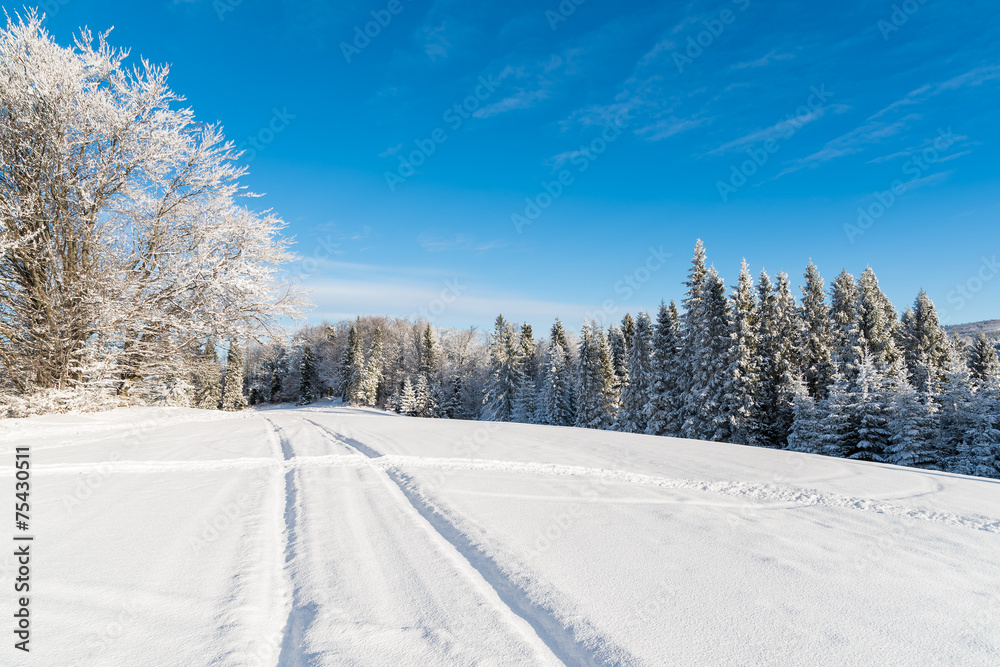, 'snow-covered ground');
3,403,999,666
